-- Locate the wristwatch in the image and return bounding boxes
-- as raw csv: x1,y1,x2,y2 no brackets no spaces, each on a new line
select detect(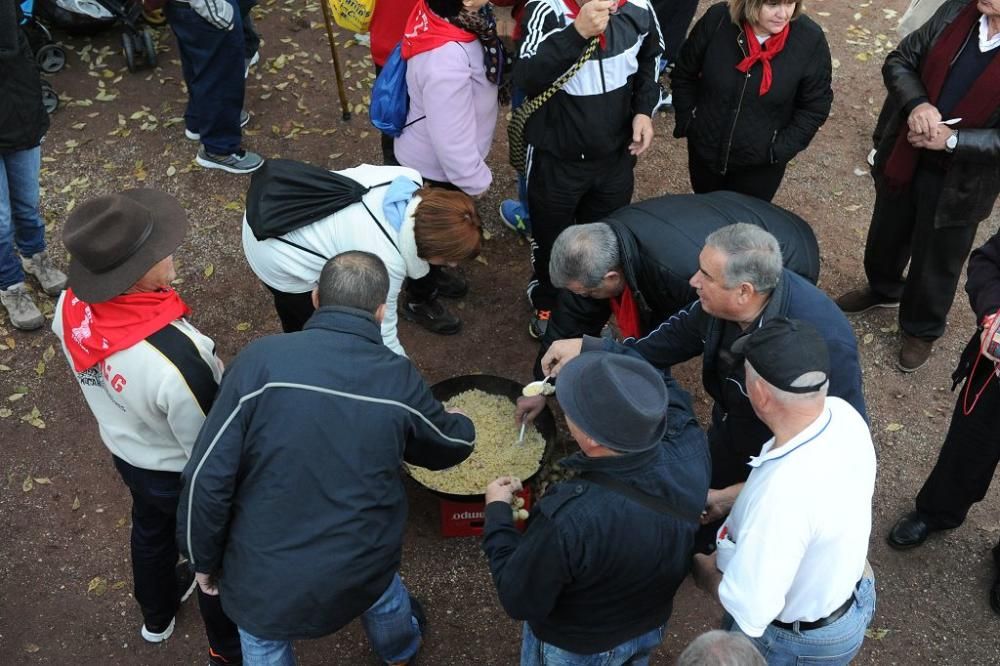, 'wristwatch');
945,130,959,153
